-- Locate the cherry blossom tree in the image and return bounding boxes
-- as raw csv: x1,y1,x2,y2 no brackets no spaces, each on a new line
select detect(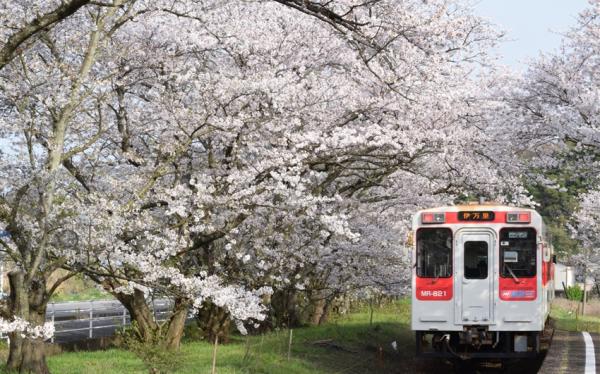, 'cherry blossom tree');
0,0,93,71
0,1,155,371
494,1,600,263
509,0,600,182
571,190,600,274
570,188,600,314
0,0,528,371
